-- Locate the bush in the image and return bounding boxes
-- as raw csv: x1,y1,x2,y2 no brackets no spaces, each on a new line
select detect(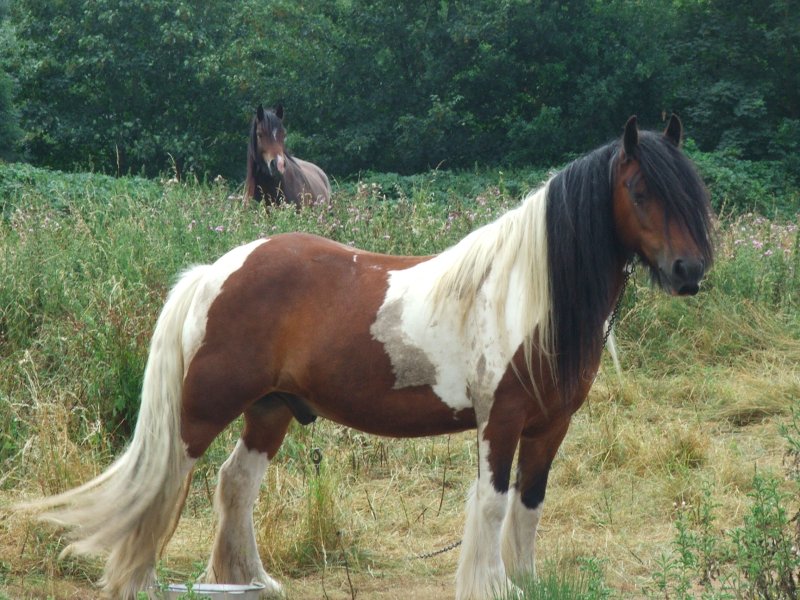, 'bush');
686,141,800,216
